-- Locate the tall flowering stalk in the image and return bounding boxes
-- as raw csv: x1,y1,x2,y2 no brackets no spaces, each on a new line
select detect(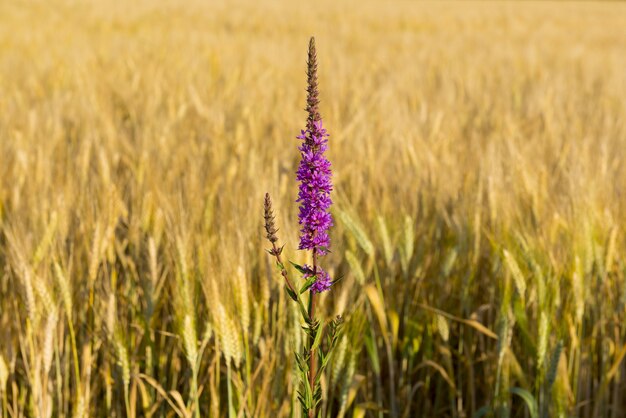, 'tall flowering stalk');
264,37,342,418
